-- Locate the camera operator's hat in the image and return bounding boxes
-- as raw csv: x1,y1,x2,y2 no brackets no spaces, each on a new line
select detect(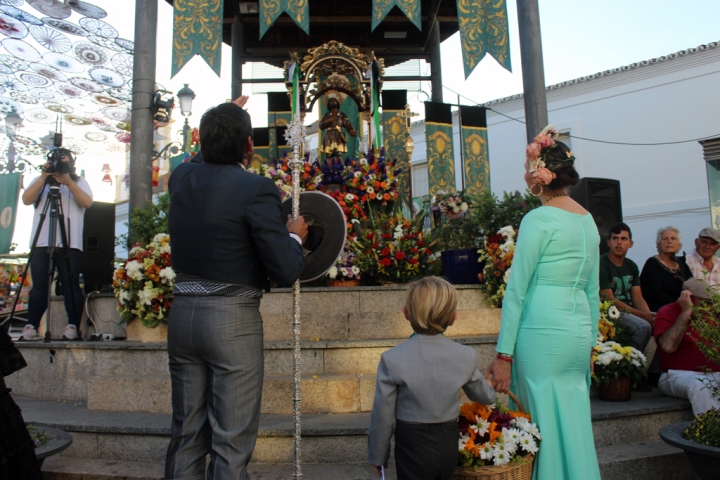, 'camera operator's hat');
281,191,347,281
682,278,718,300
698,227,720,244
